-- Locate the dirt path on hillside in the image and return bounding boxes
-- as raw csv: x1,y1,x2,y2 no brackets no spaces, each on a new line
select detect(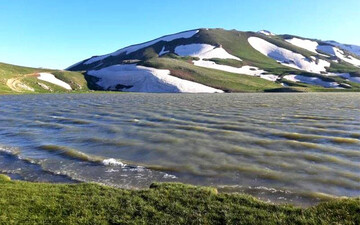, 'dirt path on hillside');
6,74,36,92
